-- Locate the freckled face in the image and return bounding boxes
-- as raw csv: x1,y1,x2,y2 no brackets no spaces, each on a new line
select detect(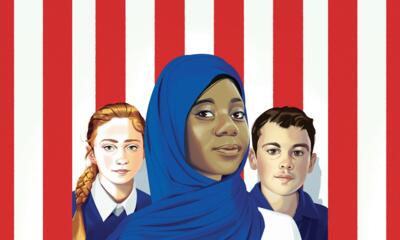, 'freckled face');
255,122,315,196
91,118,144,186
186,78,249,181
